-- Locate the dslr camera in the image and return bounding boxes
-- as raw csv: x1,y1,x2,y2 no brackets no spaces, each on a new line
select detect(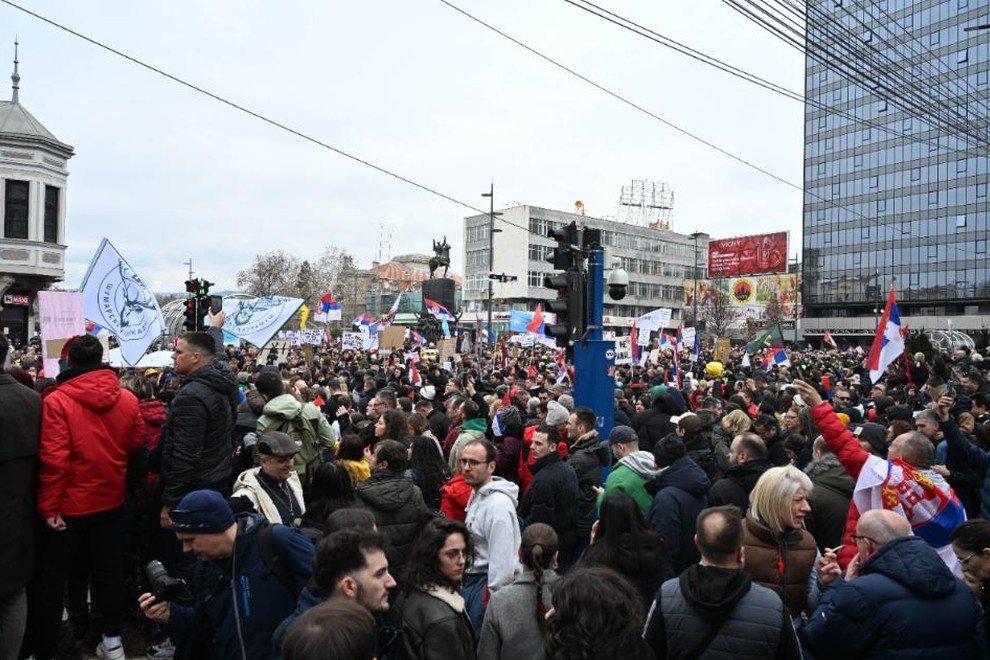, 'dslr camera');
145,560,187,602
